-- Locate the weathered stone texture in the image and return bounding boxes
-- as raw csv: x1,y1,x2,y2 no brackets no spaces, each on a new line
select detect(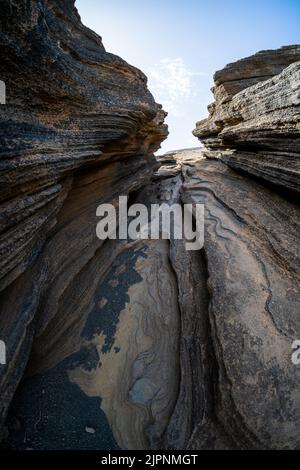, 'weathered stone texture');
193,46,300,192
0,0,167,443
